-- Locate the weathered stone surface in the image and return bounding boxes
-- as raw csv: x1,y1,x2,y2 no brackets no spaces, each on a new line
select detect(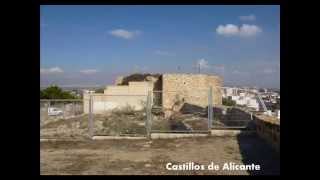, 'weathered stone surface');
162,74,222,109
84,73,223,114
254,115,280,152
